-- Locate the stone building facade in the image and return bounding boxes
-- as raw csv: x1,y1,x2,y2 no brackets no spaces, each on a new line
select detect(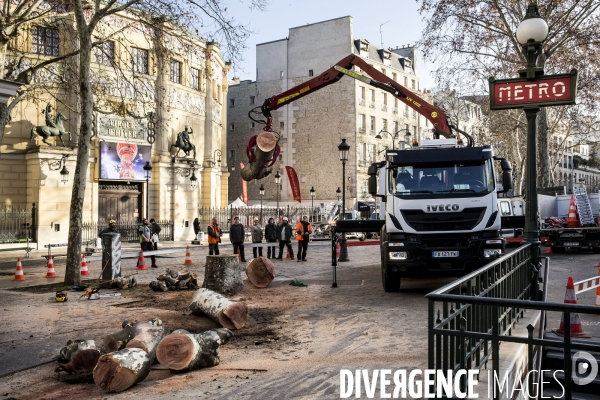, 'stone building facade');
226,16,433,209
0,9,229,247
